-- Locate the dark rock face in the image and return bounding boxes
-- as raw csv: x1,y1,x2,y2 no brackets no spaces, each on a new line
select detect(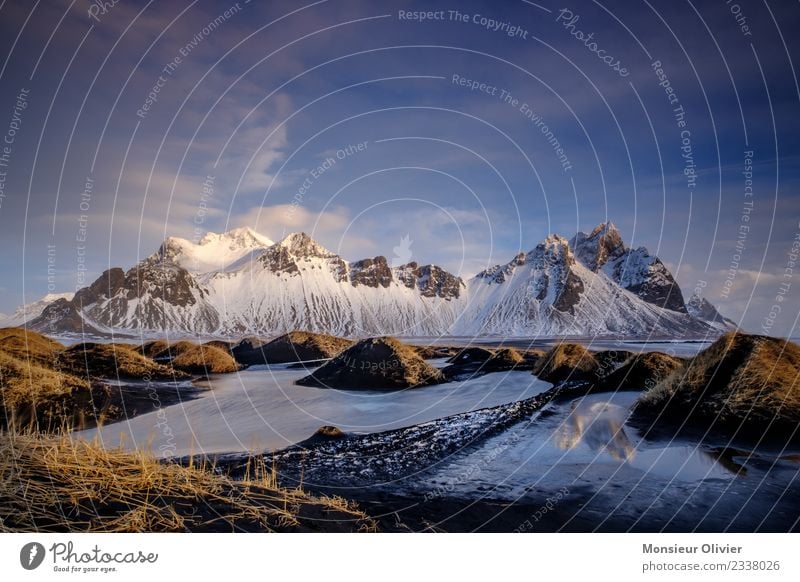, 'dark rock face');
259,245,300,275
33,299,99,335
610,252,686,313
73,268,127,307
297,336,445,390
350,256,393,288
525,236,584,314
553,269,585,314
395,263,464,300
258,233,348,282
124,260,200,306
72,261,200,308
34,259,203,332
570,221,626,271
475,252,526,284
